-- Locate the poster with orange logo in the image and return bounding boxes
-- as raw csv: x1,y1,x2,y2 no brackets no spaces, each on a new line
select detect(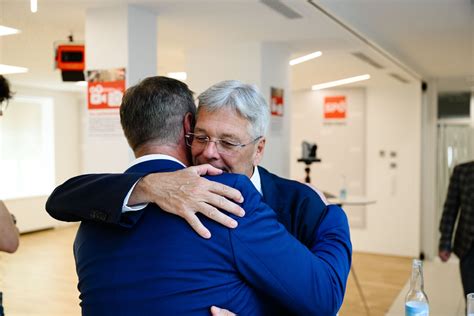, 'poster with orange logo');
86,68,125,137
270,87,284,117
87,68,125,110
324,96,347,120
